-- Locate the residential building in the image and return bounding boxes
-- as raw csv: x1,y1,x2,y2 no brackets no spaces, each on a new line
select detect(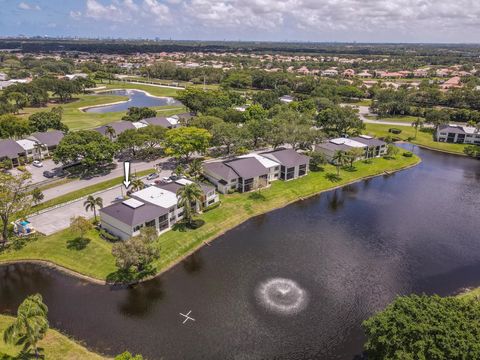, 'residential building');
0,139,24,165
28,130,65,157
0,73,7,81
315,135,387,162
261,148,310,181
140,116,180,129
94,121,136,140
343,69,355,77
99,178,219,240
436,124,480,144
440,76,462,90
15,139,38,160
322,69,339,77
203,149,310,194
